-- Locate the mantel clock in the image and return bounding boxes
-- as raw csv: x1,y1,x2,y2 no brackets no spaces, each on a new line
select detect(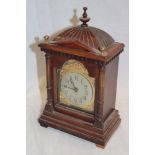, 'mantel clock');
38,7,125,148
